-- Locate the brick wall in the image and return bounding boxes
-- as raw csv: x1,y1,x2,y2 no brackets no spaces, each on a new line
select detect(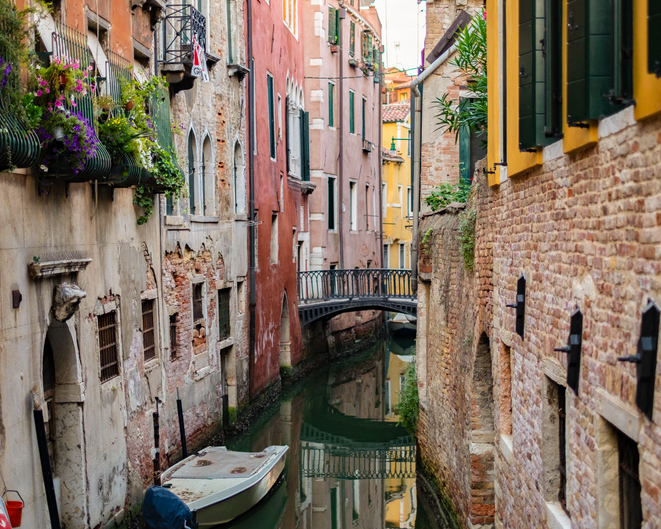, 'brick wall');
417,107,661,528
